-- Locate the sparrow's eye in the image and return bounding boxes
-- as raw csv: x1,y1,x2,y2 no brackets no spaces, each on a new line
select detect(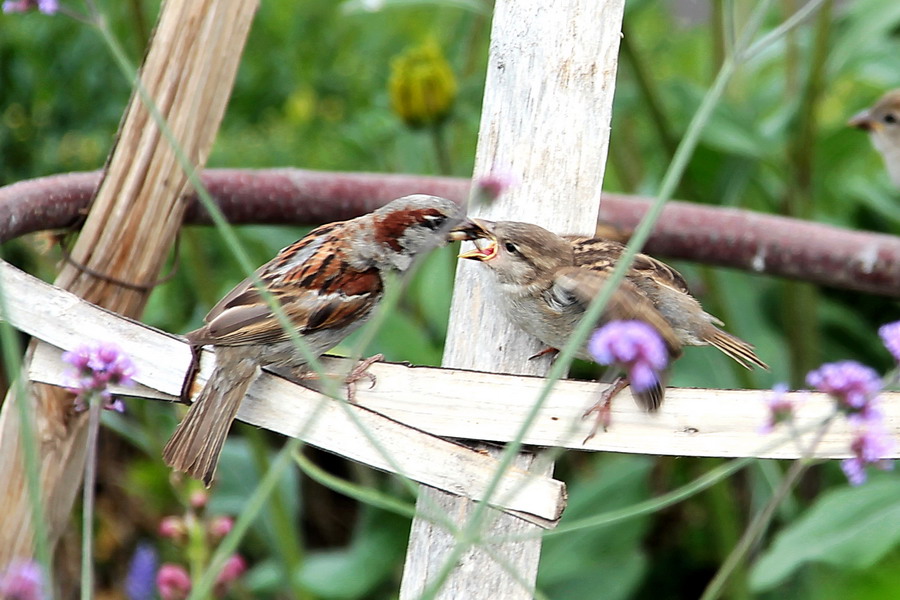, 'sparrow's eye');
504,242,519,255
422,214,447,230
884,113,897,125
